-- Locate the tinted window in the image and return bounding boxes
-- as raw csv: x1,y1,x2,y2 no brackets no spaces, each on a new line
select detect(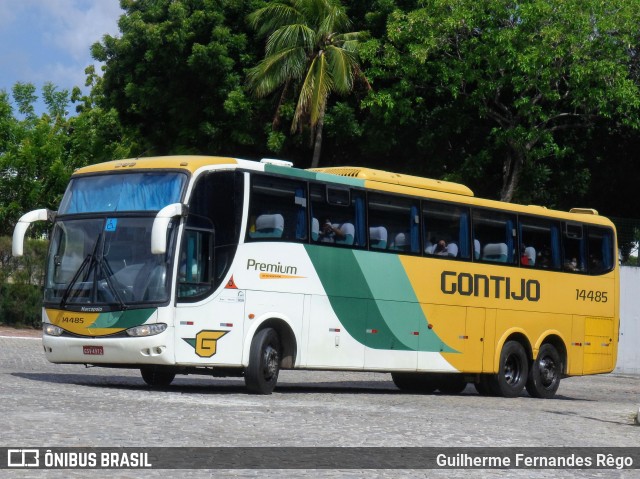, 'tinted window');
423,201,470,259
562,222,586,272
310,184,365,247
247,175,308,242
473,209,517,265
587,227,614,275
519,216,561,269
368,193,420,254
